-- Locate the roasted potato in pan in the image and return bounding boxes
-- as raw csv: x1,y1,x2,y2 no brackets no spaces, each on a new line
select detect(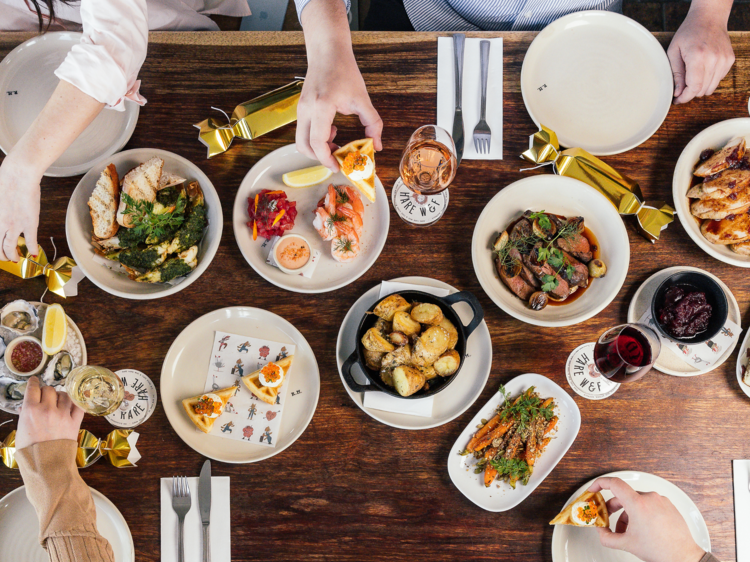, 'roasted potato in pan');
380,367,395,387
389,331,409,347
364,350,385,371
392,311,421,336
373,317,391,337
433,349,460,377
437,317,459,349
381,344,412,369
373,294,411,322
410,303,444,325
392,366,426,397
361,327,395,353
413,365,437,381
412,326,451,367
